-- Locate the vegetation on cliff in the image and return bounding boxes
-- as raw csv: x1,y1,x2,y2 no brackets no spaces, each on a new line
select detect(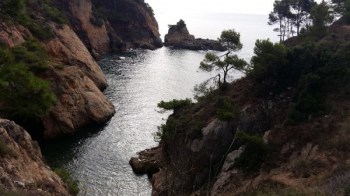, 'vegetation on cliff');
200,29,247,88
131,0,350,195
0,40,56,124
